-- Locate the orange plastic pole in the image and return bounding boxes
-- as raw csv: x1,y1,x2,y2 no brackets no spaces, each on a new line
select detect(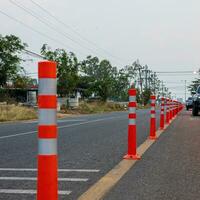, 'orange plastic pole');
37,61,58,200
149,95,157,140
124,89,140,160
